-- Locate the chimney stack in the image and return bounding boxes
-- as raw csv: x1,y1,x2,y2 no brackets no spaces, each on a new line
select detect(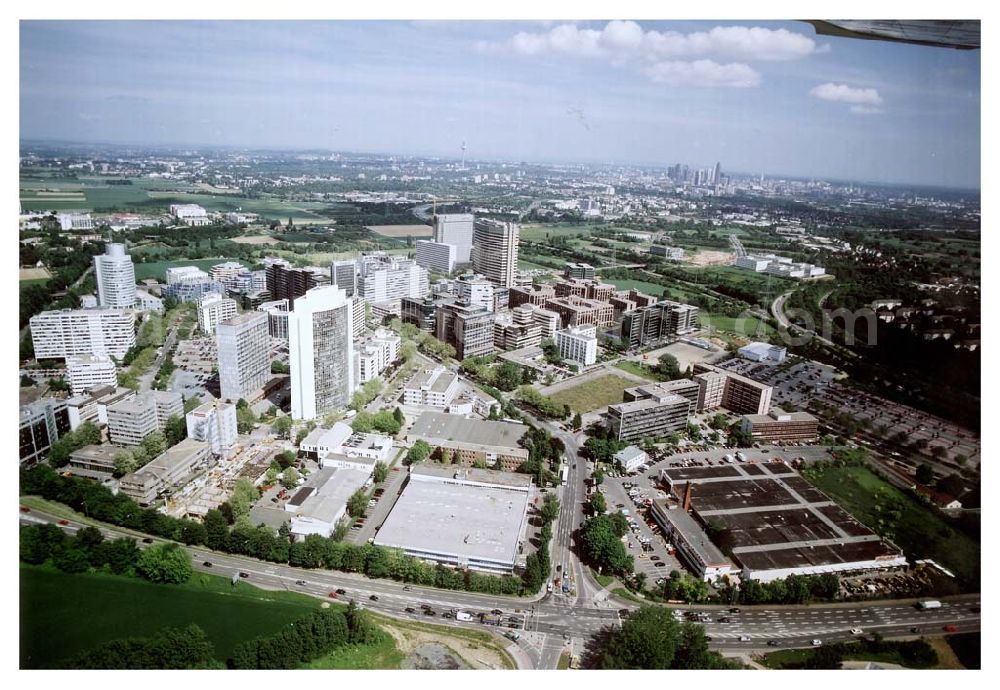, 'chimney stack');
683,483,693,512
